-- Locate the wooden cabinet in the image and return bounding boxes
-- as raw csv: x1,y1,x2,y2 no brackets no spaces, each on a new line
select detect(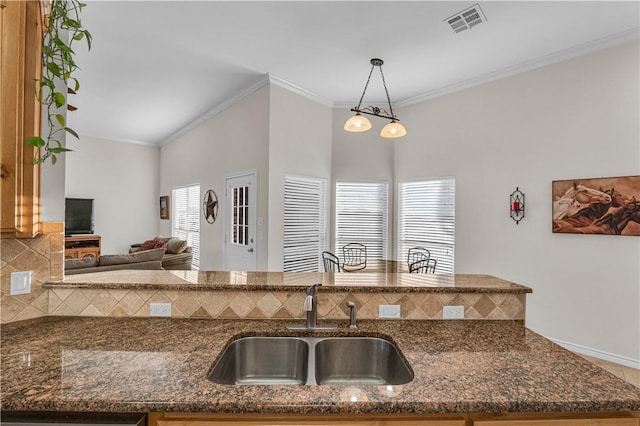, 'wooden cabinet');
150,413,466,426
0,0,43,238
65,235,101,259
149,413,639,426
